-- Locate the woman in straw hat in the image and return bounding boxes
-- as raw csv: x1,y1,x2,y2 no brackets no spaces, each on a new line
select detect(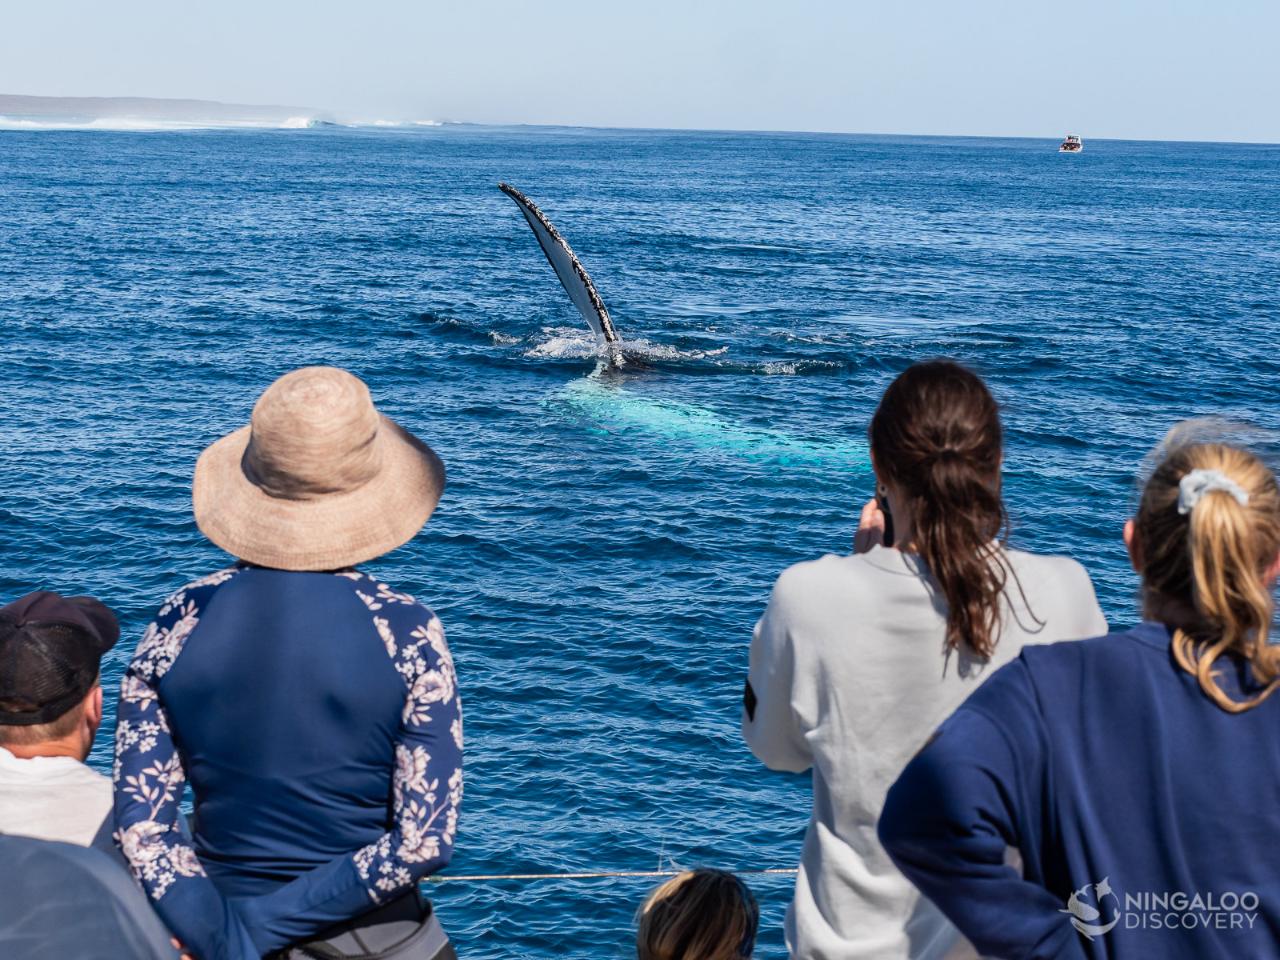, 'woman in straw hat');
113,367,461,960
